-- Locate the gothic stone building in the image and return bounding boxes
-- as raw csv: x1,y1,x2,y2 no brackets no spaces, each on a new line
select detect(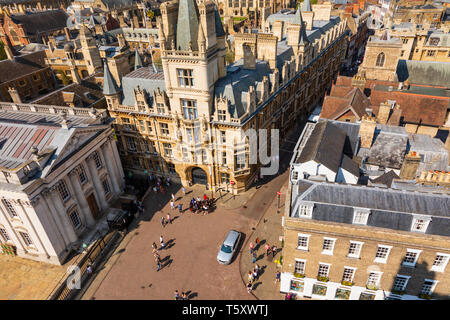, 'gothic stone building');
0,102,124,264
105,0,348,194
